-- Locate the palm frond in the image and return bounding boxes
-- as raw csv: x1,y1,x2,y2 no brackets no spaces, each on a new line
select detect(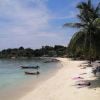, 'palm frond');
64,0,100,58
77,14,88,23
77,3,83,9
88,0,92,8
93,18,100,28
95,2,100,15
77,2,87,10
63,23,85,28
69,31,85,49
